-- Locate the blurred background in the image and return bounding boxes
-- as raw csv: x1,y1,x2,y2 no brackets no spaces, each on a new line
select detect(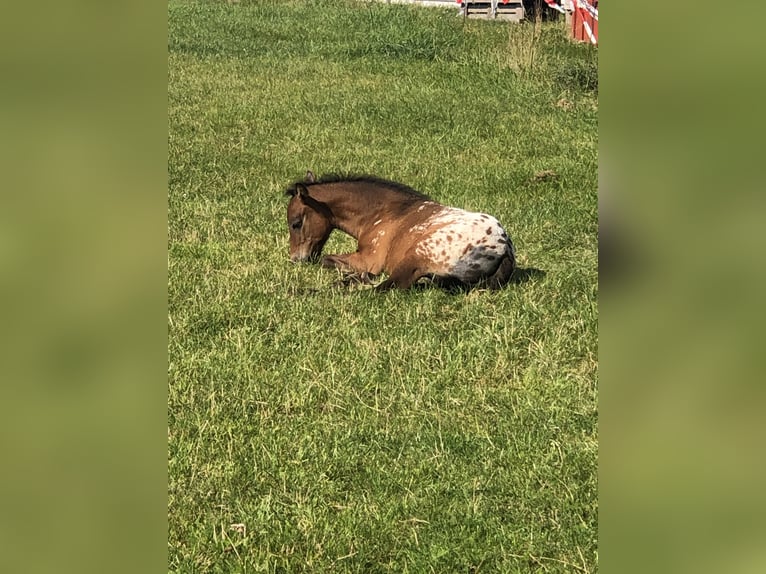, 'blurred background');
0,2,166,573
601,2,766,573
